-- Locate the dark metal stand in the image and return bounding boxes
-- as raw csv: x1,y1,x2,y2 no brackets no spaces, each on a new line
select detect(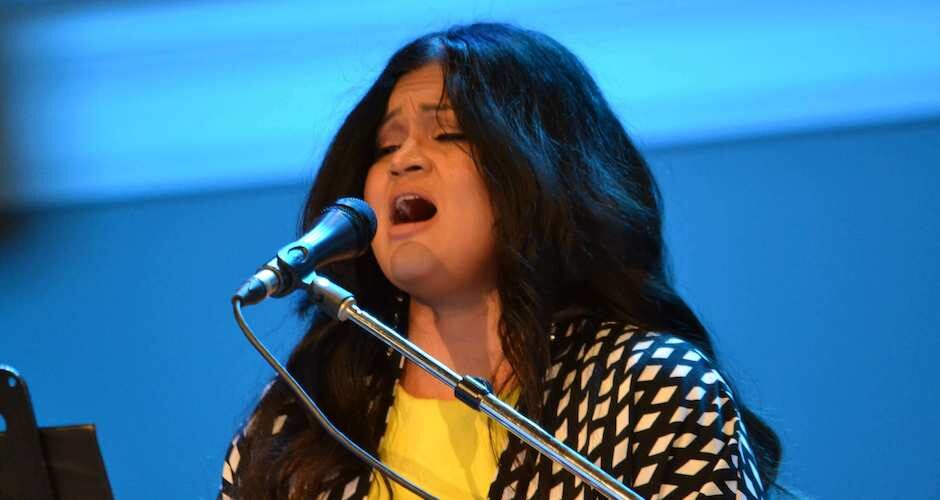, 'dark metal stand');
305,273,643,500
0,366,113,500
